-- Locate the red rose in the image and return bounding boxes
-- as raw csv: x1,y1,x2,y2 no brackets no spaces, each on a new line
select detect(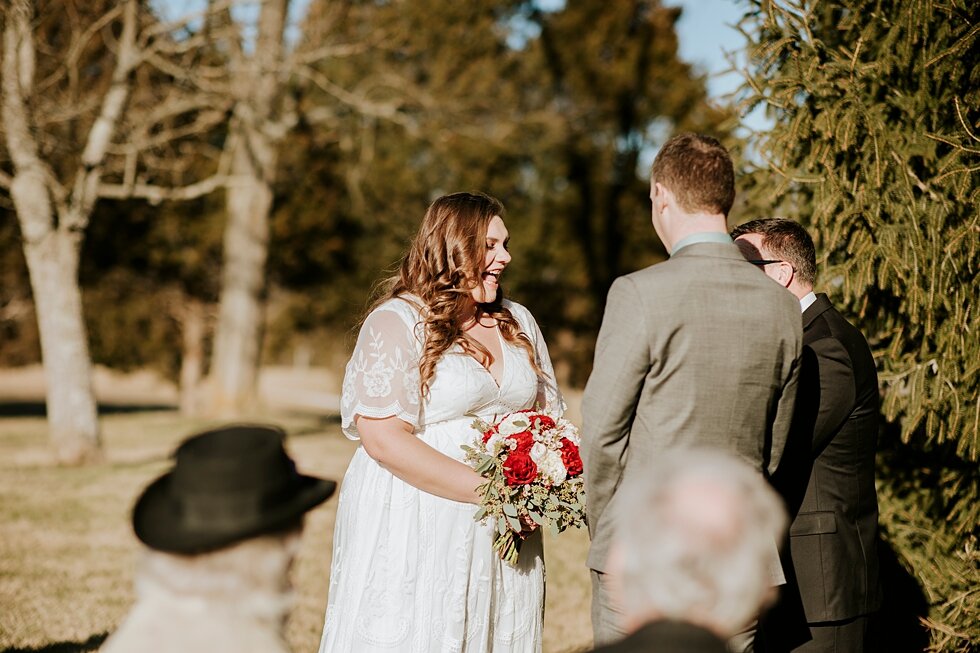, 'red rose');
509,430,534,452
503,450,538,486
482,427,496,444
560,438,583,477
530,413,556,429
